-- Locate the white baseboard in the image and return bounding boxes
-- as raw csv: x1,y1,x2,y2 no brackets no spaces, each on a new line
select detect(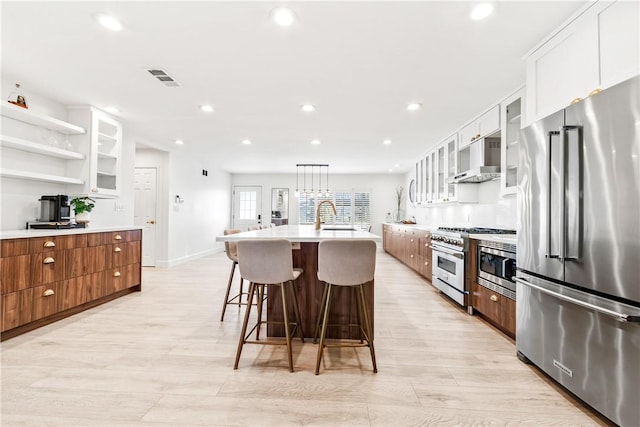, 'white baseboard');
155,247,224,268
